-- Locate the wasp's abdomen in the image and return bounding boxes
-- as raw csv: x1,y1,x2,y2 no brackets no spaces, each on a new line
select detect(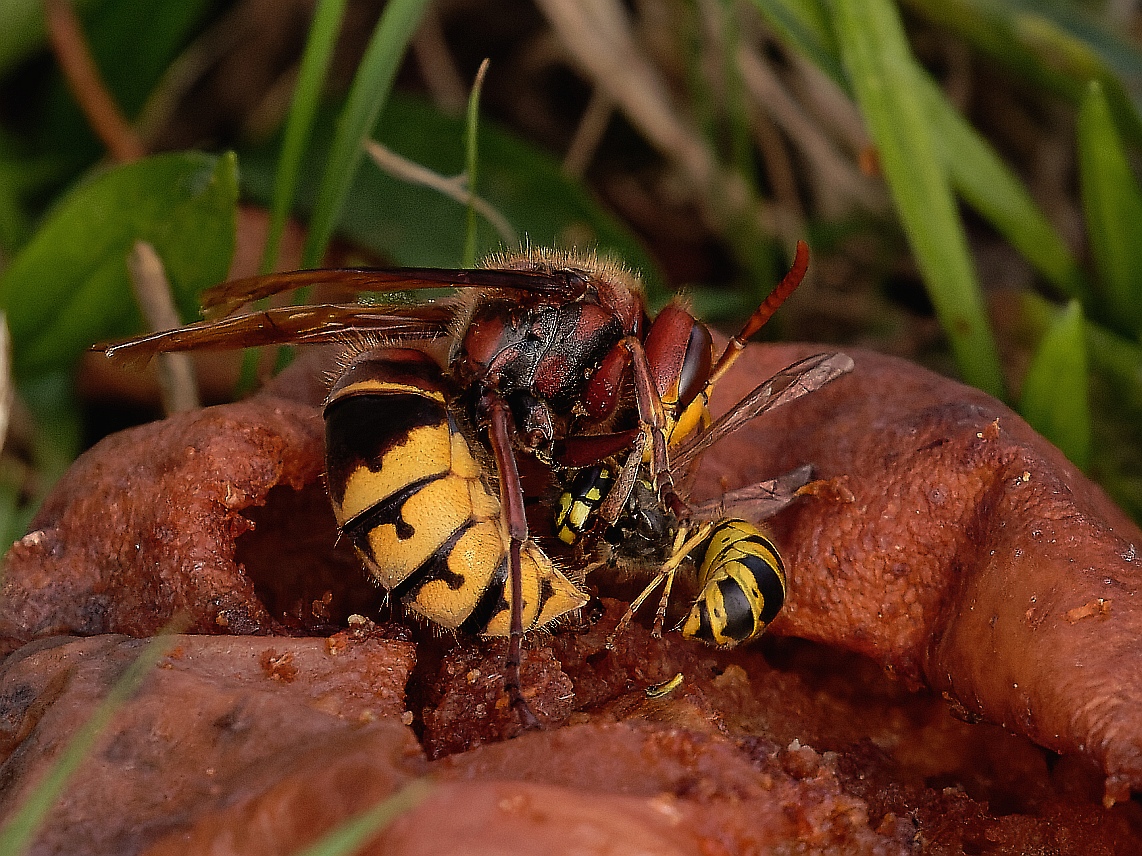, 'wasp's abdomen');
554,464,615,545
324,349,586,634
680,519,786,647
